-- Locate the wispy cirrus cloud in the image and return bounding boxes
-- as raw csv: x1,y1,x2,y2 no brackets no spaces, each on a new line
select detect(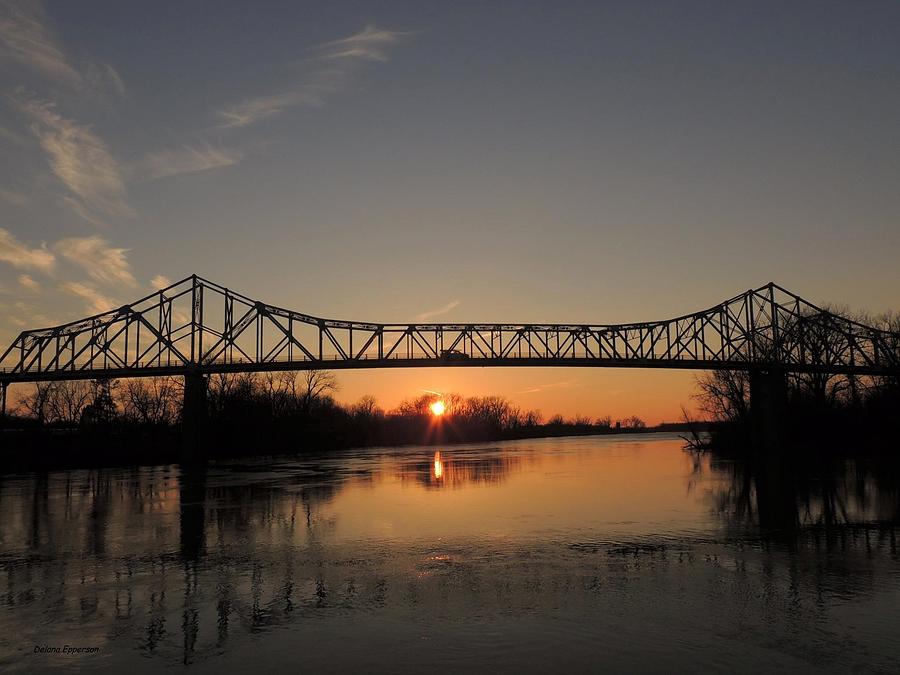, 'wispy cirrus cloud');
59,280,115,314
417,299,460,321
17,273,40,291
15,93,132,221
216,92,320,130
0,0,82,86
85,61,125,98
0,227,142,318
0,0,126,98
0,298,53,332
150,274,171,290
517,380,578,395
216,25,407,129
0,227,54,271
55,235,136,286
138,144,242,181
58,195,108,228
313,25,405,62
0,227,139,293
